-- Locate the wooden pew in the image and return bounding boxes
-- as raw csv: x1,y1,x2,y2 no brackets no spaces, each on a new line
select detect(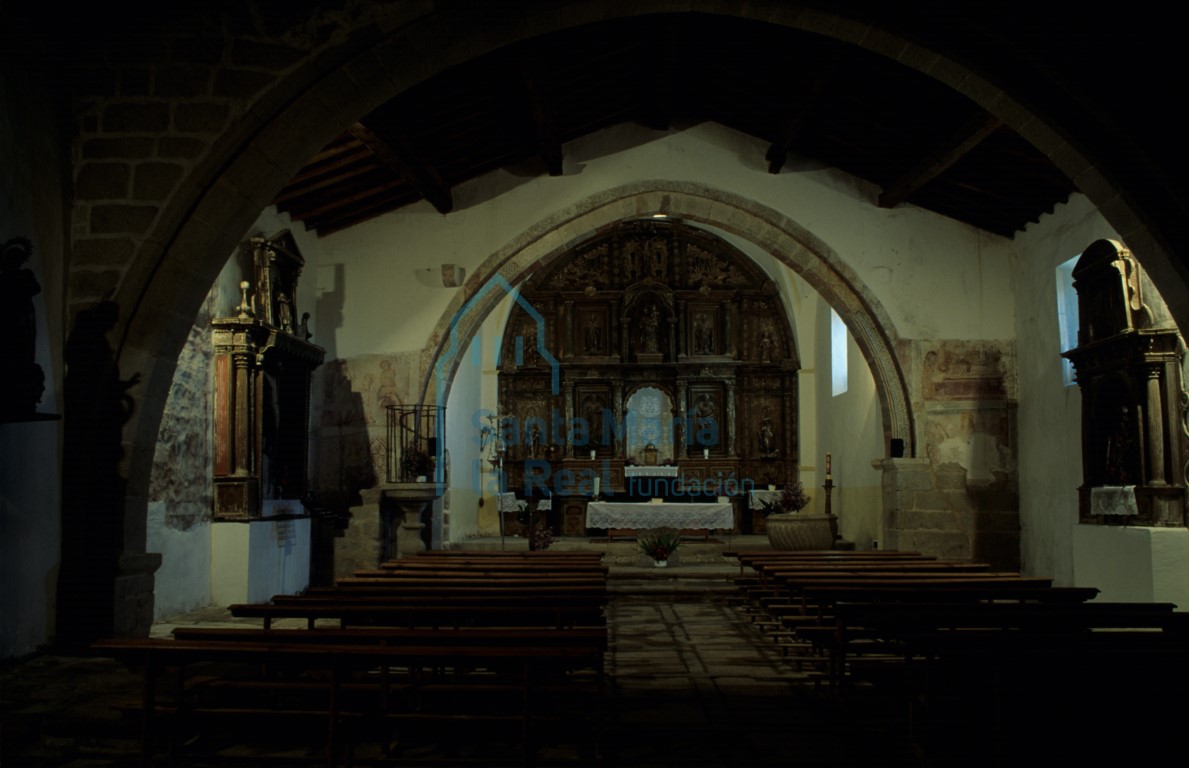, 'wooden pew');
227,601,607,630
376,560,609,574
416,550,604,560
826,600,1189,764
94,634,606,767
